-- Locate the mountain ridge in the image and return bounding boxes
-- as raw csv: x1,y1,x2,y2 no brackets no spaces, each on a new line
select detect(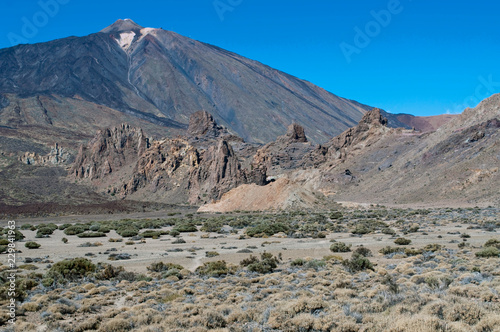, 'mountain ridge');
0,19,372,145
